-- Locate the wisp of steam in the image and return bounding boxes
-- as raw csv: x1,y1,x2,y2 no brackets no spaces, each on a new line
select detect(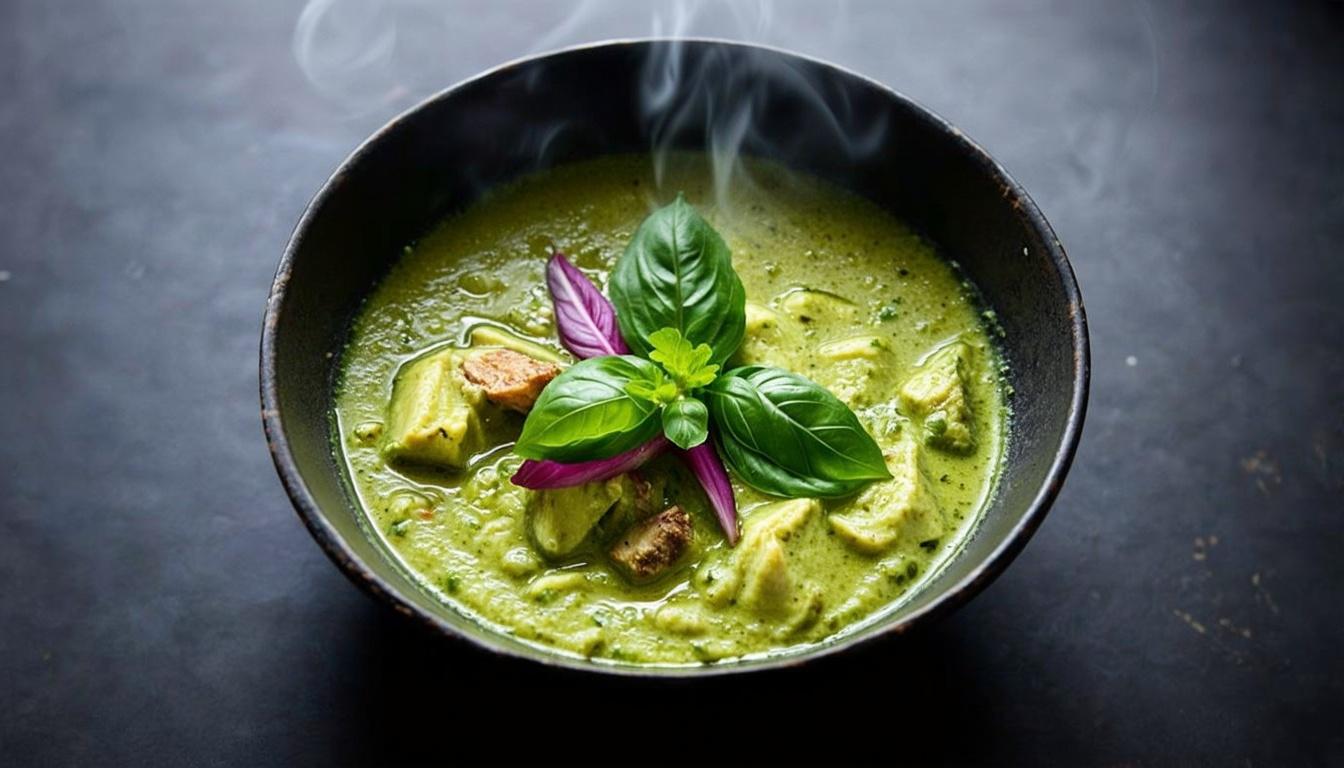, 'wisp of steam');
292,0,879,211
